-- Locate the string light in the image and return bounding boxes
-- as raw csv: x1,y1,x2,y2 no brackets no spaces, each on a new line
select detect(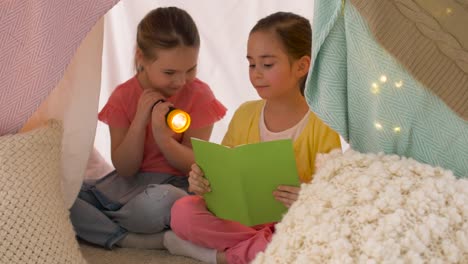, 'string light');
393,127,401,133
374,122,383,130
379,75,387,83
395,80,403,88
371,82,380,94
